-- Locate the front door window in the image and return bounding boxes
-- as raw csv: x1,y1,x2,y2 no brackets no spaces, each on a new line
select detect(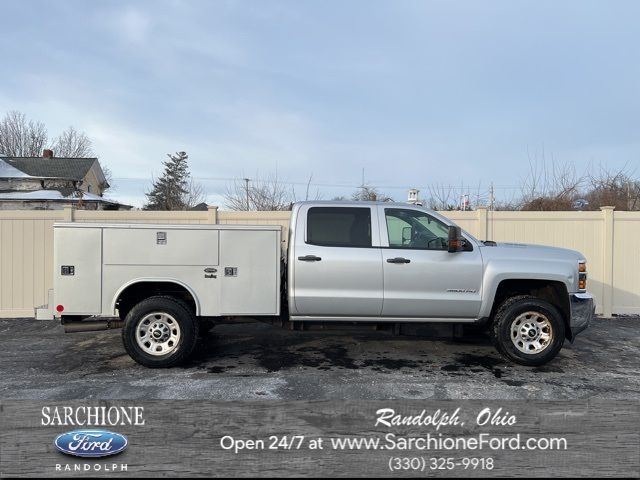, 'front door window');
385,208,449,250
